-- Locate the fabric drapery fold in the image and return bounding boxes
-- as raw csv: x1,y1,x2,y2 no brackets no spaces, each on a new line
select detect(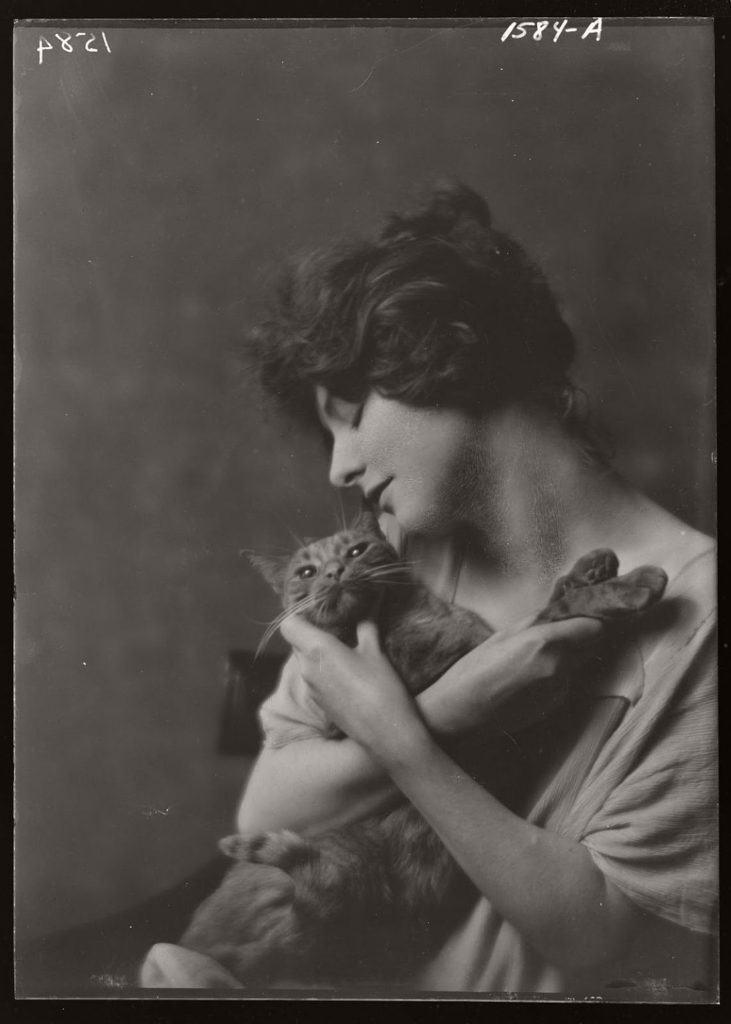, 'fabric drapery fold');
256,533,717,993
